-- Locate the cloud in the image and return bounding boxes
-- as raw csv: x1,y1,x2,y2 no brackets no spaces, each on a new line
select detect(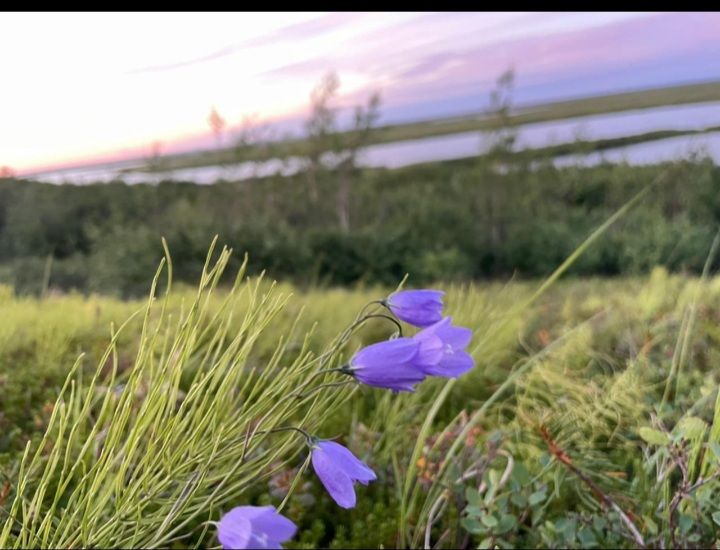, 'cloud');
259,57,337,79
231,12,720,132
243,12,368,47
128,12,367,74
373,12,720,110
